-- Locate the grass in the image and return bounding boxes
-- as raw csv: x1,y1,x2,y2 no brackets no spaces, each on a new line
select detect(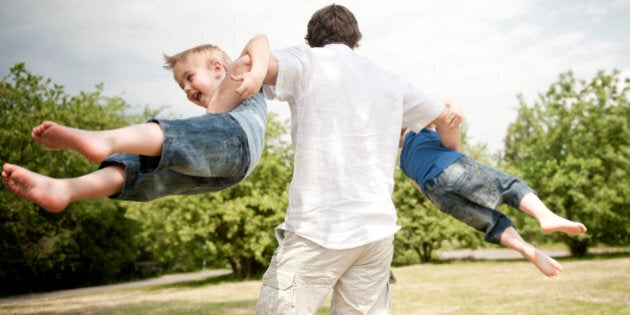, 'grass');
1,254,629,314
